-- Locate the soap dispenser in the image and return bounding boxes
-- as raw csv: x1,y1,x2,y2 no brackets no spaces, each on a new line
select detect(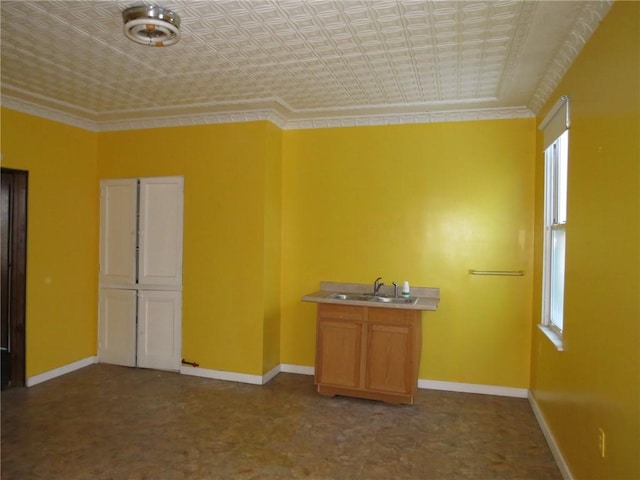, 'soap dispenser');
402,281,410,297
